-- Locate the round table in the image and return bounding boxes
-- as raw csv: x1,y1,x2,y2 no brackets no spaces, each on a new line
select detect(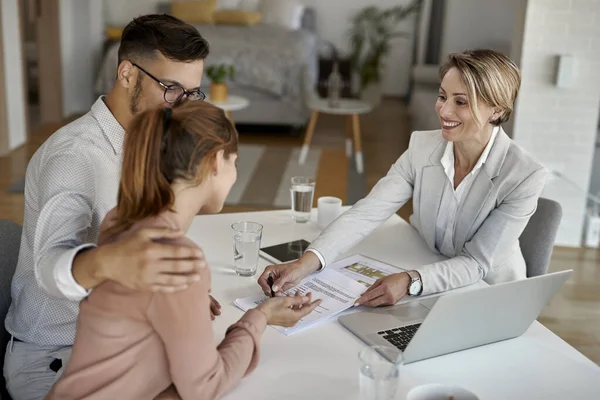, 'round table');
299,98,373,174
205,95,250,123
